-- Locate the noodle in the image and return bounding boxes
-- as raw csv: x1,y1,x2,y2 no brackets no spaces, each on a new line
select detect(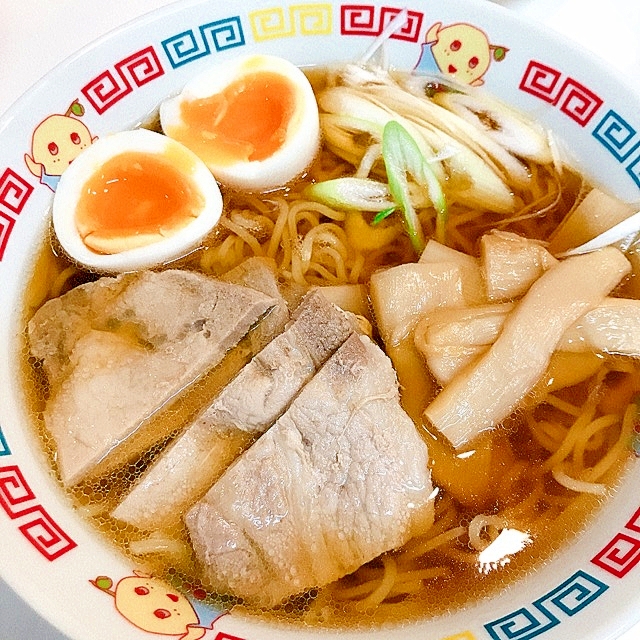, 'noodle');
20,64,639,628
266,197,290,259
551,467,607,495
494,169,563,229
571,414,620,472
543,406,599,471
349,251,366,284
398,526,467,564
354,556,398,610
497,480,546,524
581,402,636,481
50,265,78,298
220,217,265,257
468,515,506,552
204,188,412,290
229,208,275,240
543,393,582,417
526,416,567,453
355,143,382,178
